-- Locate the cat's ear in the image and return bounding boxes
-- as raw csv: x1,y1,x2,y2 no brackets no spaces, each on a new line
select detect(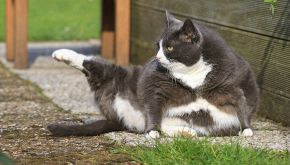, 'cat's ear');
179,19,199,43
165,10,181,27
